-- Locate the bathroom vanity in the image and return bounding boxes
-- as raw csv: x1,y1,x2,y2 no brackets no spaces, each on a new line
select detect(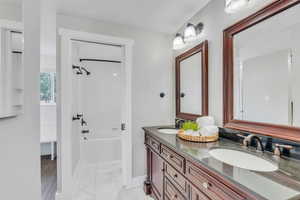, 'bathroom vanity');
143,126,300,200
143,1,300,200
